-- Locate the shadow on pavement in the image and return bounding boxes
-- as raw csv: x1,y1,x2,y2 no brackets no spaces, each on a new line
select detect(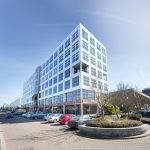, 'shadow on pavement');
0,113,44,124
